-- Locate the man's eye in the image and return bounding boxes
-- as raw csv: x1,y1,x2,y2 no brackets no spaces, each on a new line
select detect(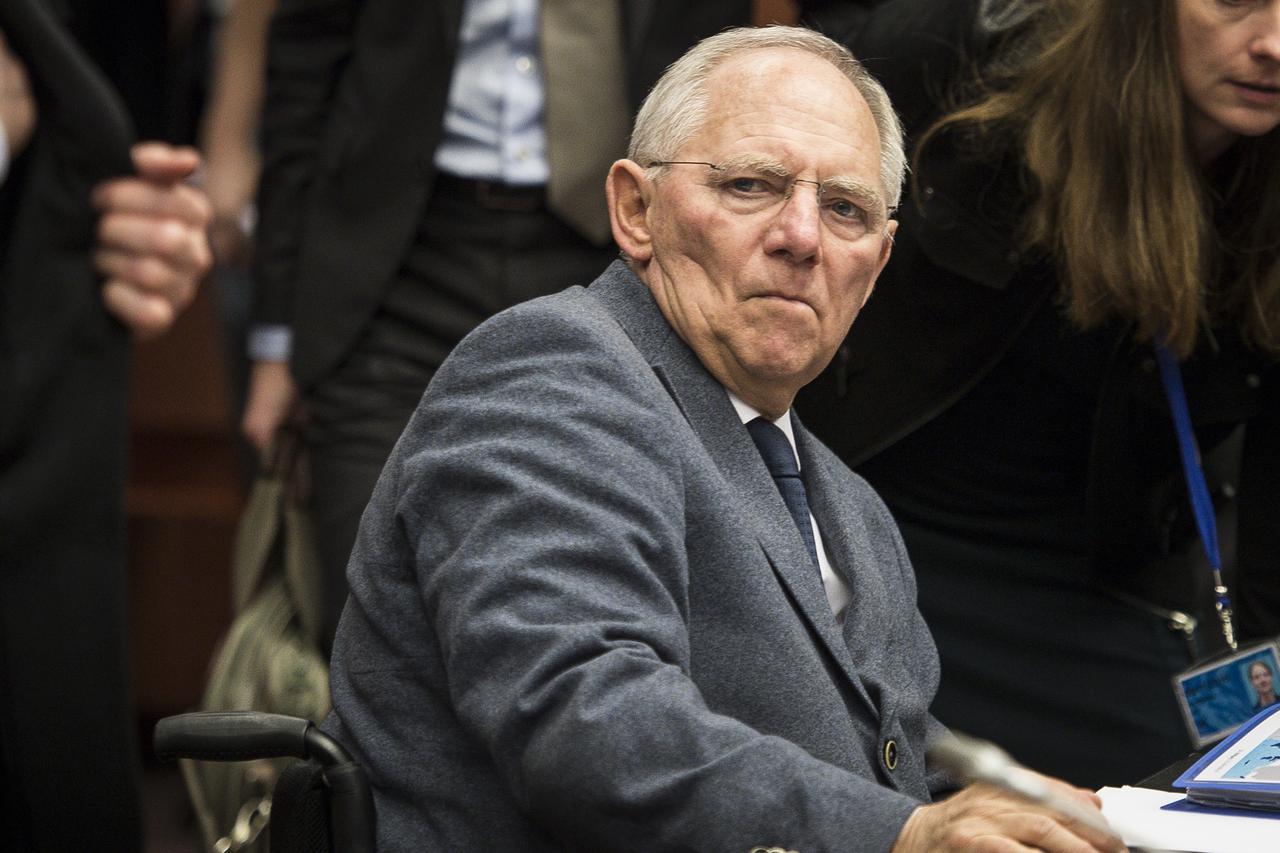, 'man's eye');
726,176,772,194
827,198,865,220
